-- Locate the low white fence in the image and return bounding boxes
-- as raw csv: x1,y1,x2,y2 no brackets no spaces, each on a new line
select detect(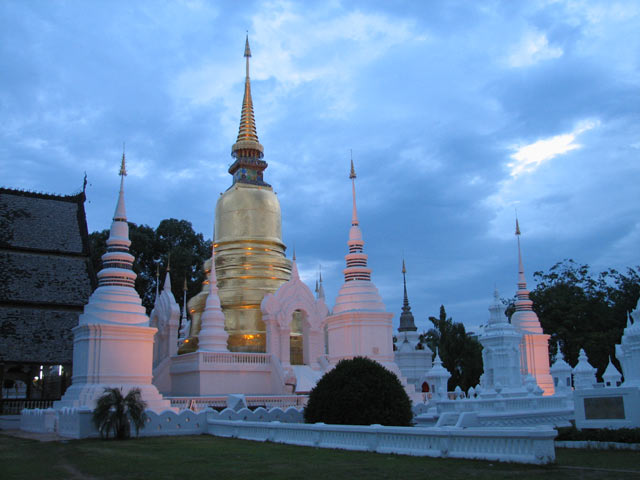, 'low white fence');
20,404,304,439
206,417,557,465
168,395,307,412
